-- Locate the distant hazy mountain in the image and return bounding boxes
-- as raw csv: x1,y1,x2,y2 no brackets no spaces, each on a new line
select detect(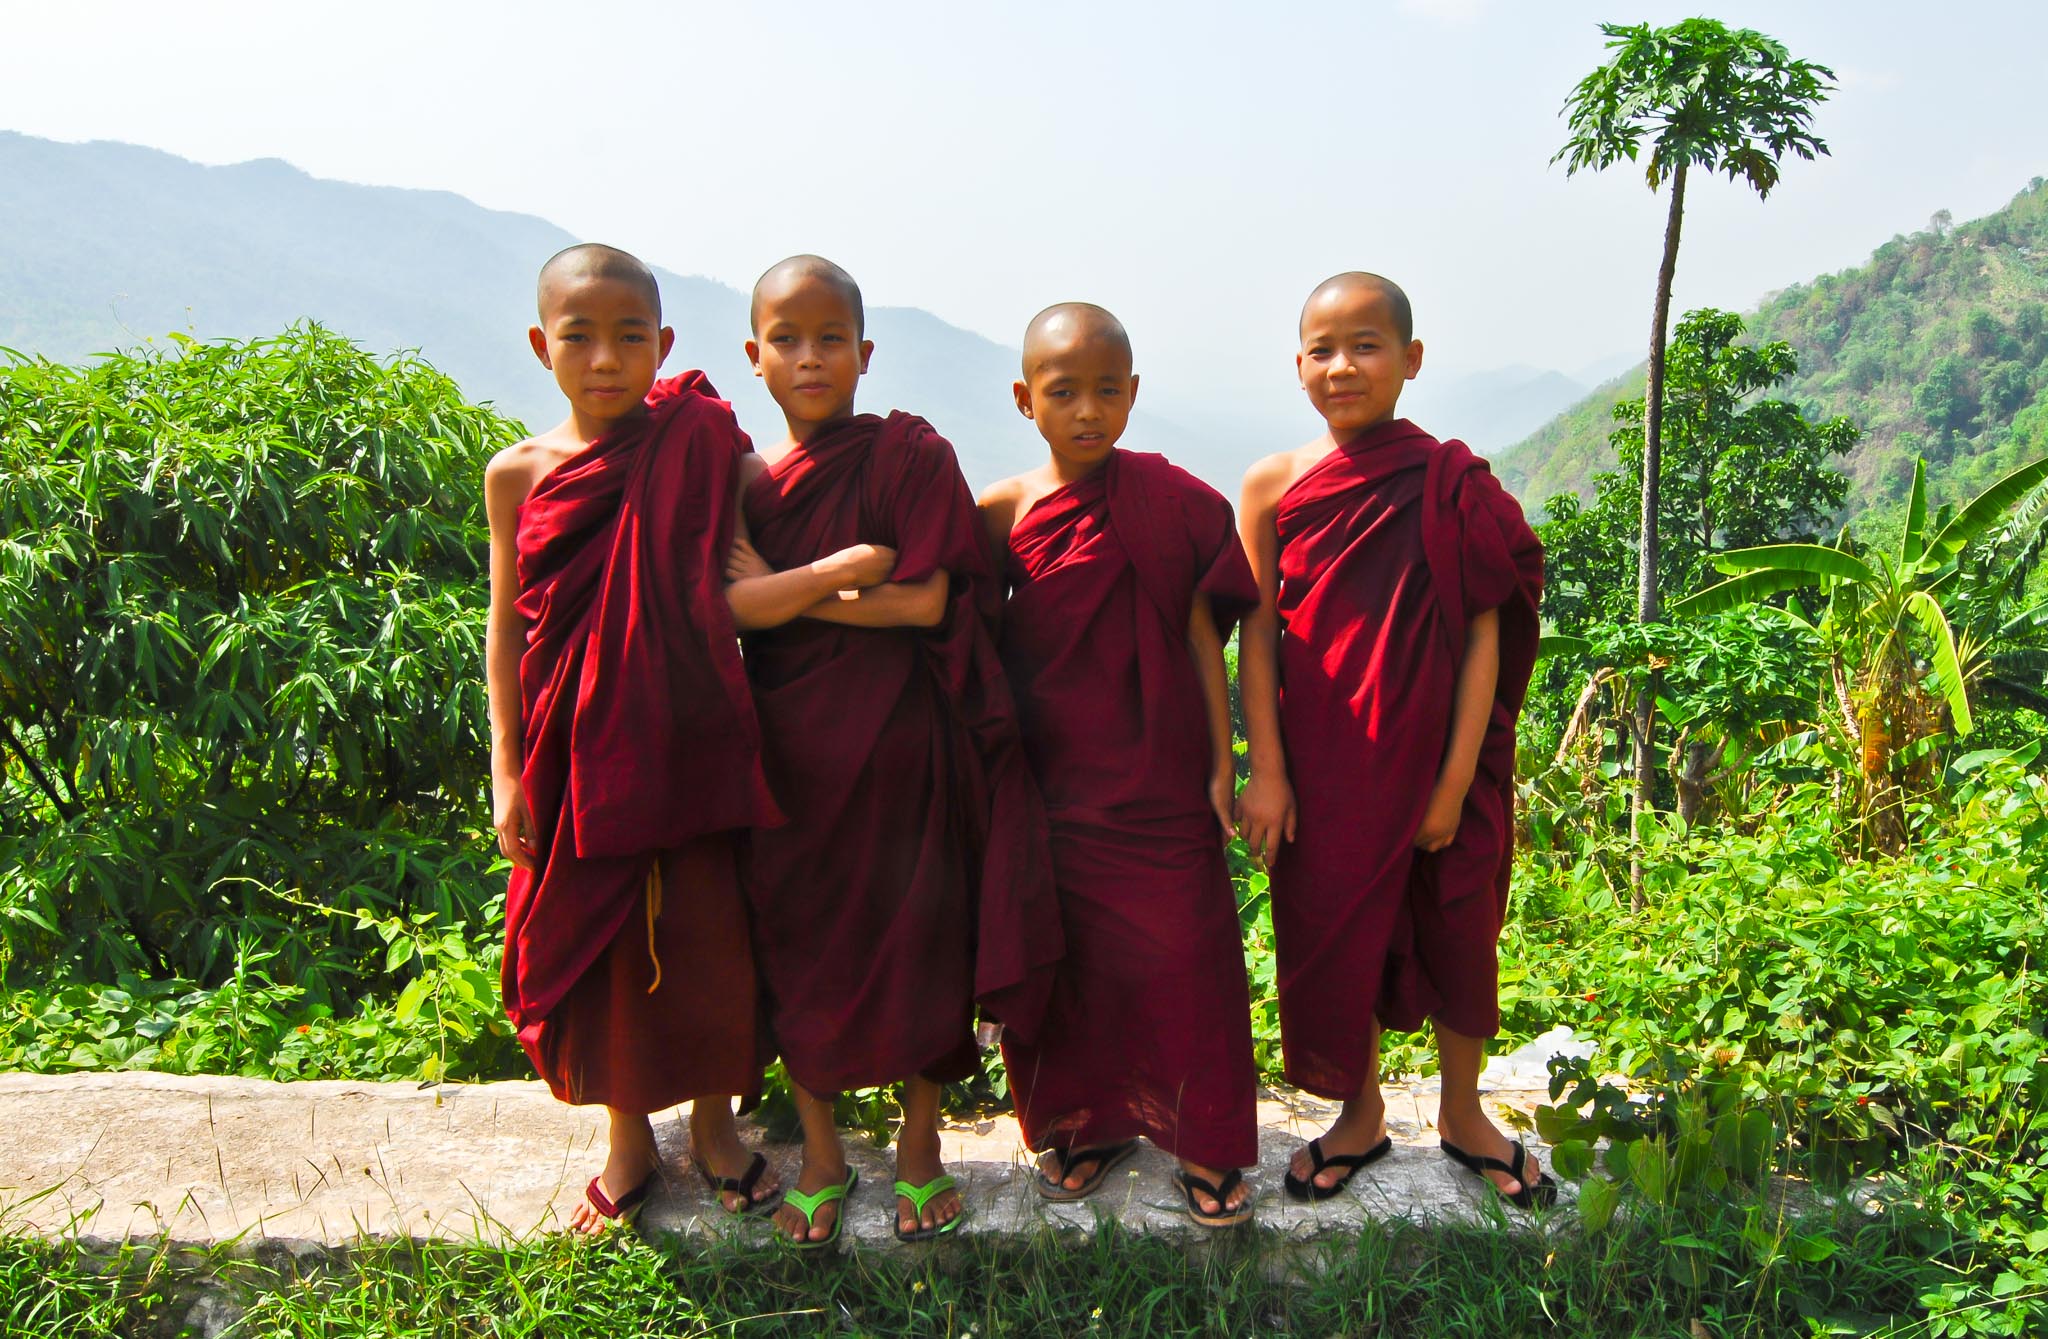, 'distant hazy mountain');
1400,363,1594,459
1498,178,2048,513
0,132,1232,489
